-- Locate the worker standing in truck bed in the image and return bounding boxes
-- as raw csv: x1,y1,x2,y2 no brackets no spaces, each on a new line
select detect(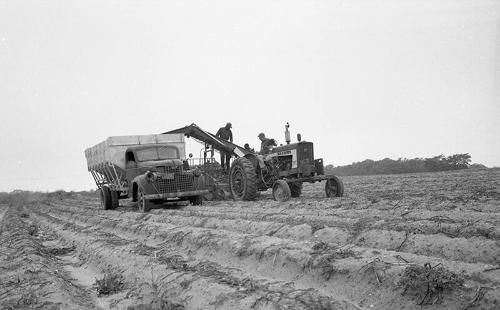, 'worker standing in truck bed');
216,122,233,170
